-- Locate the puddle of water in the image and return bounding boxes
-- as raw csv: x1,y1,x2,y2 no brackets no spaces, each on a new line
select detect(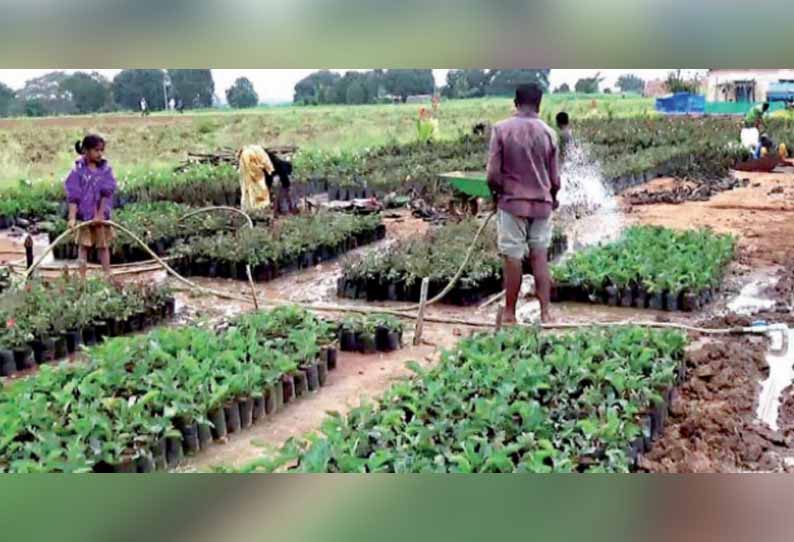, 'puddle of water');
757,328,794,431
727,279,778,315
0,232,54,266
